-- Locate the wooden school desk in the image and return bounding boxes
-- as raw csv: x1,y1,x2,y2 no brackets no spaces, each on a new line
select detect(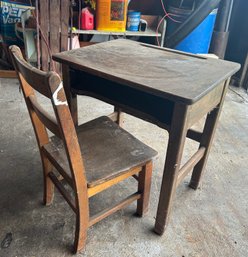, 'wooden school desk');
53,39,240,235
